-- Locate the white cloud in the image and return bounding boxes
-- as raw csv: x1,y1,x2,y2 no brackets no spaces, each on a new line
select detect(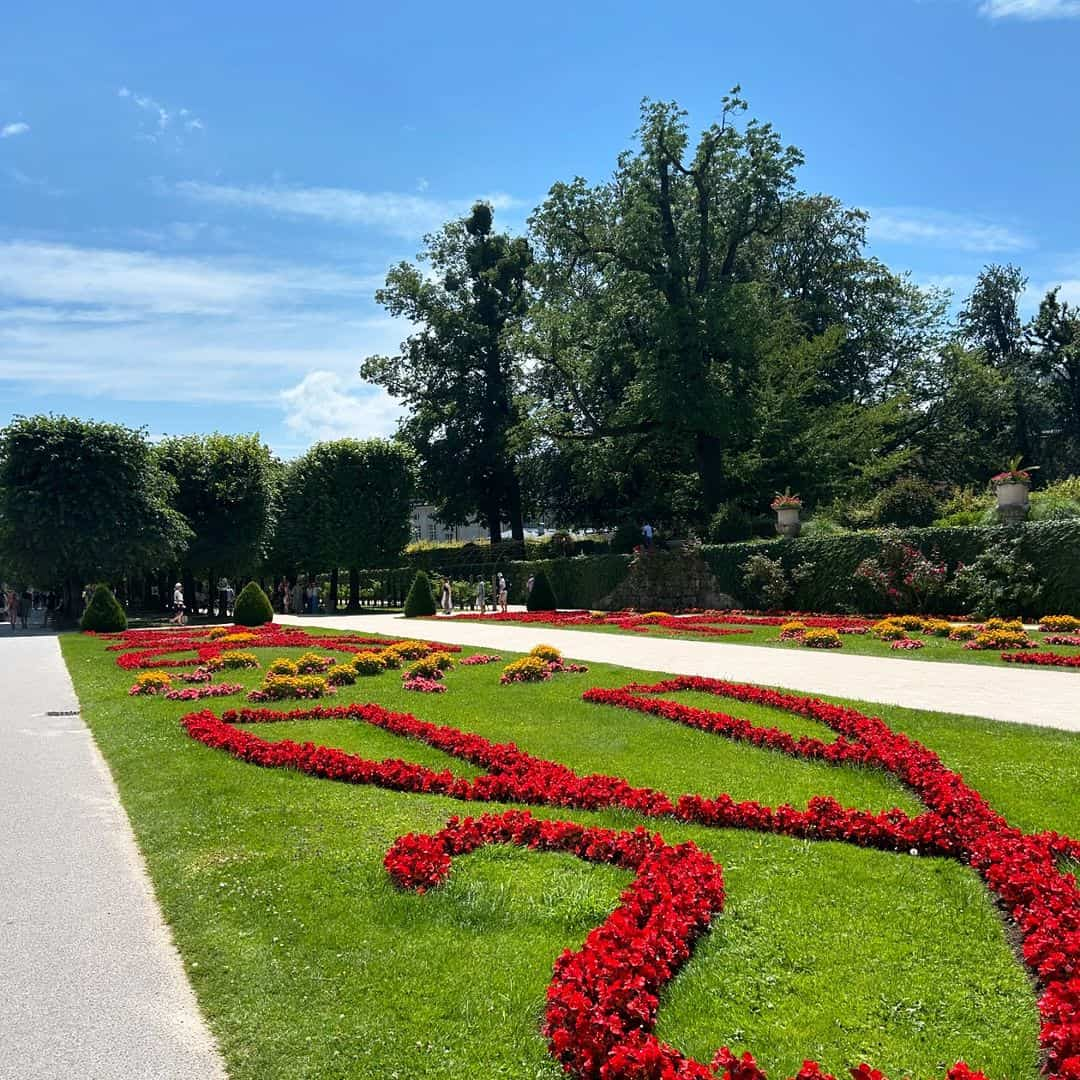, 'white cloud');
280,371,403,442
979,0,1080,18
176,180,523,237
1,122,29,138
118,86,204,142
0,241,376,315
867,207,1033,253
